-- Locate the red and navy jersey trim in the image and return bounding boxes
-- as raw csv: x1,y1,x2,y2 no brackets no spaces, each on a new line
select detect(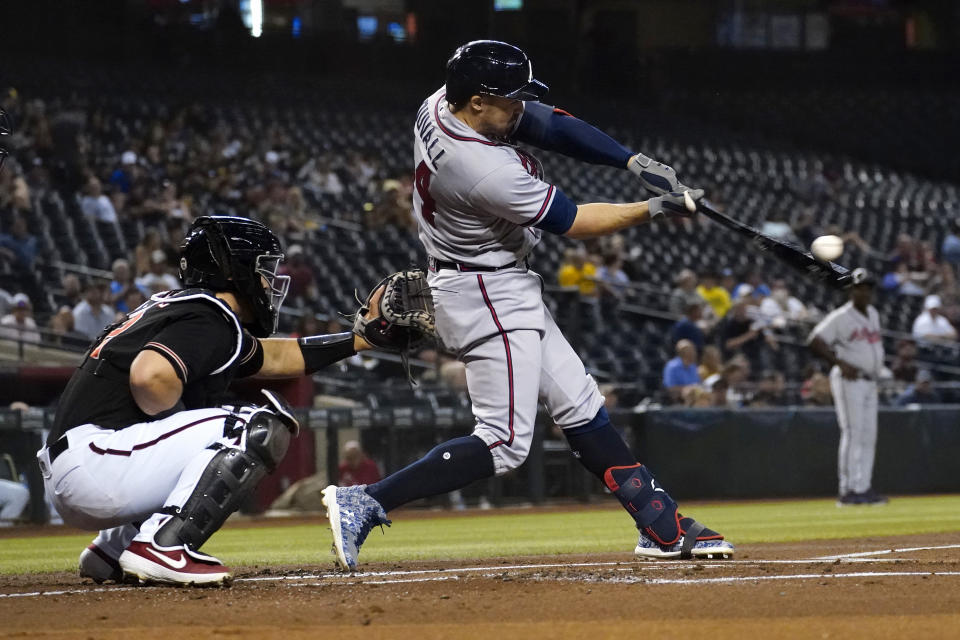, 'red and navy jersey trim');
477,275,515,449
433,93,503,146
